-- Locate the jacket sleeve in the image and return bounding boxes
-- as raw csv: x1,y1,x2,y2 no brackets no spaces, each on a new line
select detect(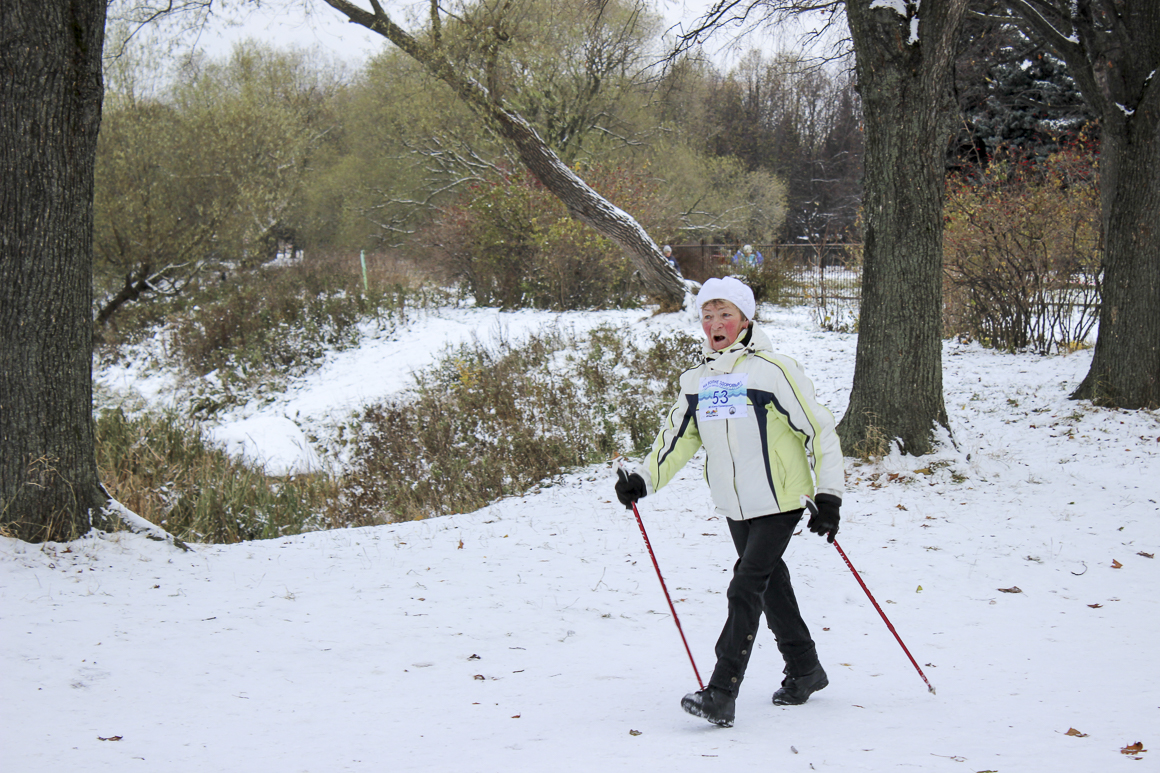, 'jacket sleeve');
638,386,702,495
763,355,845,500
